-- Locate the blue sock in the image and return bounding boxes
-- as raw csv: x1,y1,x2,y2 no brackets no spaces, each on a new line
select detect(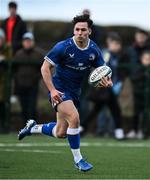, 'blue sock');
67,134,80,149
42,122,56,137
